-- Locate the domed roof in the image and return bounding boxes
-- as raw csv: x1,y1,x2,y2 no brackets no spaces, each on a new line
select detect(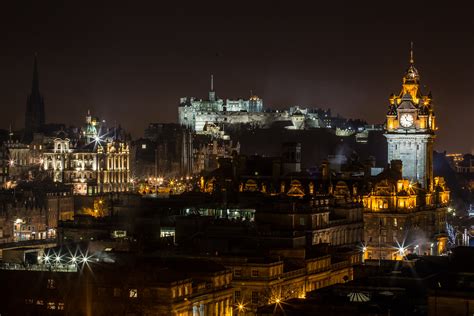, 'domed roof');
403,43,420,83
403,64,420,83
